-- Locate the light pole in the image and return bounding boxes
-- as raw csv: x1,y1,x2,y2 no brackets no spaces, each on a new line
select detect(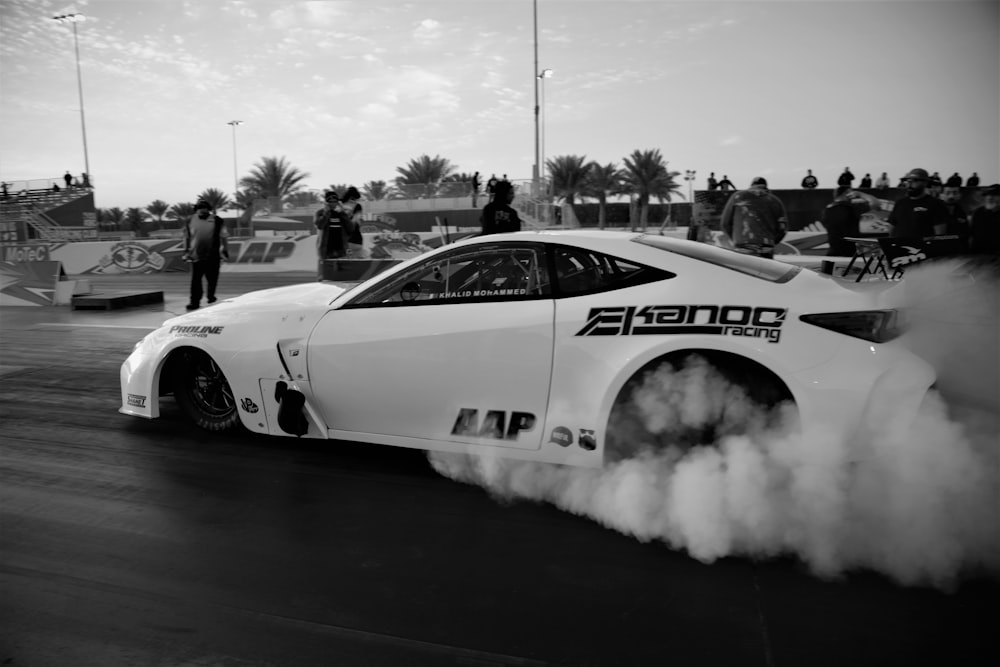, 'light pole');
684,169,697,232
537,69,553,193
227,120,243,234
52,13,90,182
532,0,540,198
